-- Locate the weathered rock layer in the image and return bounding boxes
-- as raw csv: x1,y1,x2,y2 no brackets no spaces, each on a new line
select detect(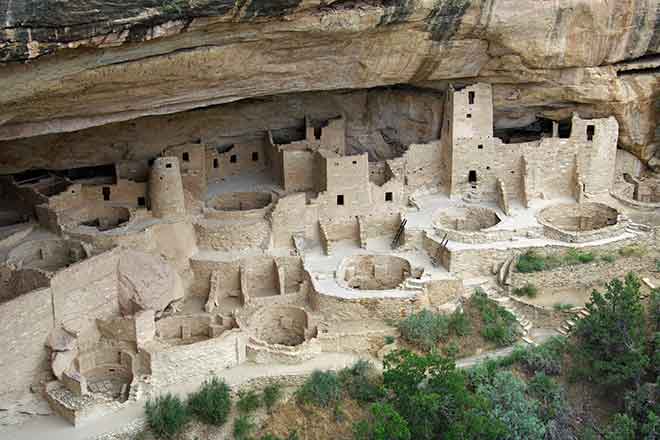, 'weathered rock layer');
0,0,659,169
